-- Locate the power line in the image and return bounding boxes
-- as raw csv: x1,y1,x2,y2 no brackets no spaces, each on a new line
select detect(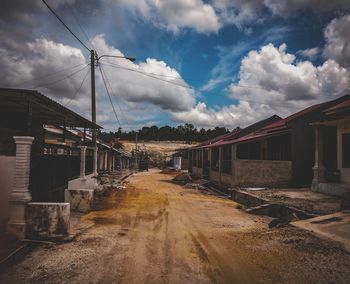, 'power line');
71,7,97,52
100,62,193,90
99,58,202,82
98,64,122,129
64,68,90,107
100,61,276,92
16,63,86,88
98,64,127,124
41,0,90,52
33,64,89,89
